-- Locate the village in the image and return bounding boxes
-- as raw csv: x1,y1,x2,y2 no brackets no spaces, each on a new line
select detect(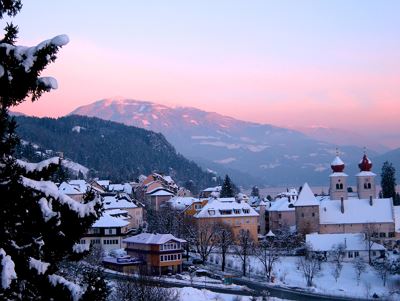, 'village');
57,152,400,300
